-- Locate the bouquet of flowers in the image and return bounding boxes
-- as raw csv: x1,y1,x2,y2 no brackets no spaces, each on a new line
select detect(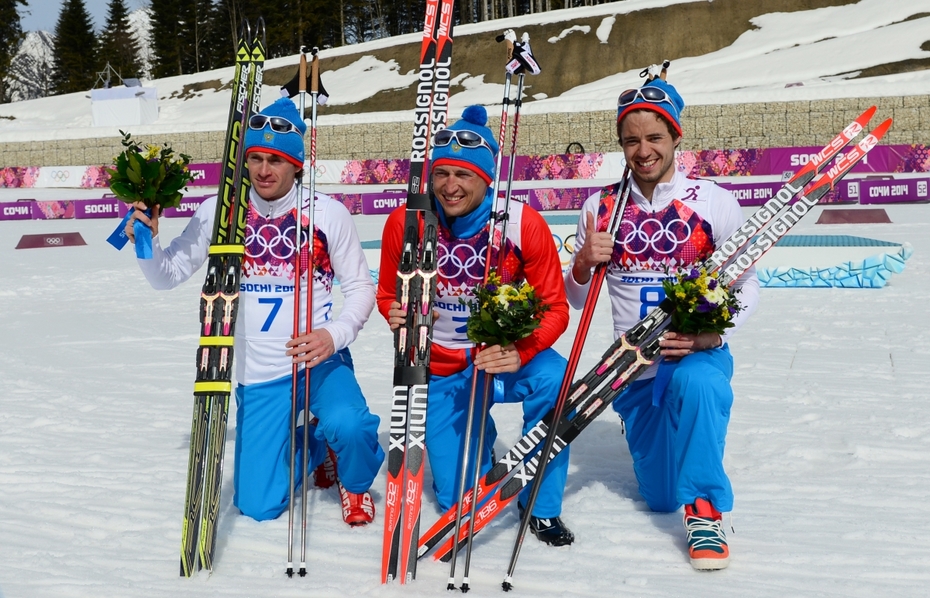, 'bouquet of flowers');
107,130,195,210
463,271,550,346
661,267,741,335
